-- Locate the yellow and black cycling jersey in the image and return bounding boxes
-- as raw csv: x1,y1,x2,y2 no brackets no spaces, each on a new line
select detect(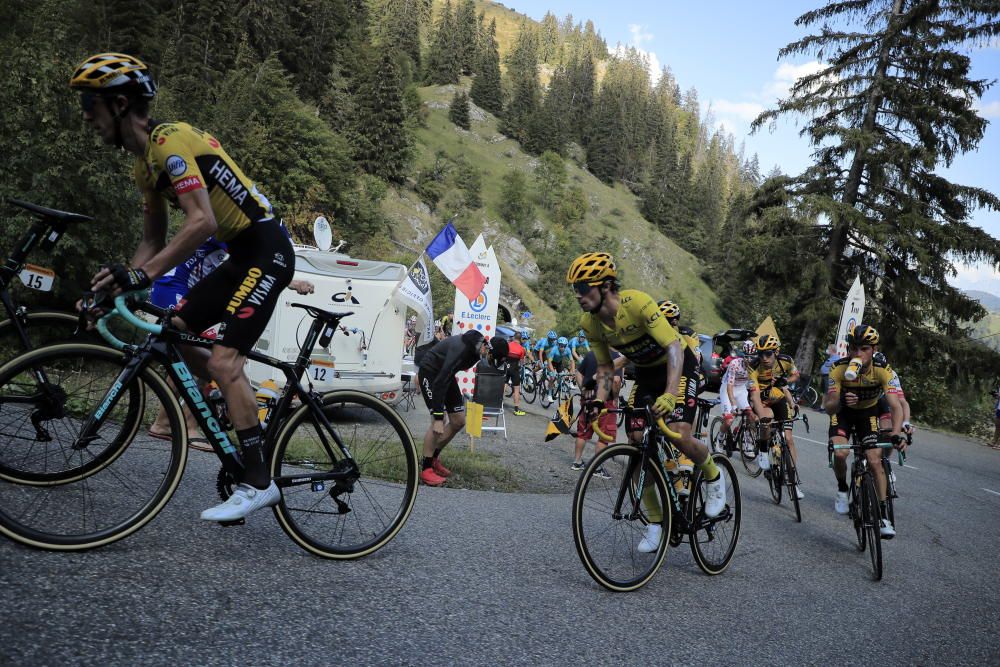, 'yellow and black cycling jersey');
581,289,681,368
134,121,274,241
747,354,797,403
827,356,901,410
